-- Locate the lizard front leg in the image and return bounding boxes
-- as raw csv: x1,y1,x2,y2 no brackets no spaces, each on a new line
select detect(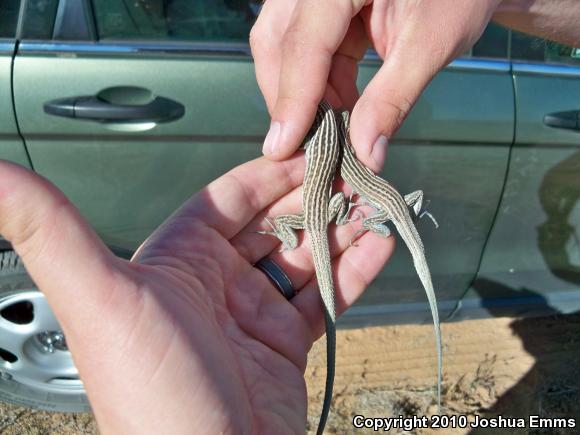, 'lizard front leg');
258,191,352,251
361,209,393,238
257,214,304,251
